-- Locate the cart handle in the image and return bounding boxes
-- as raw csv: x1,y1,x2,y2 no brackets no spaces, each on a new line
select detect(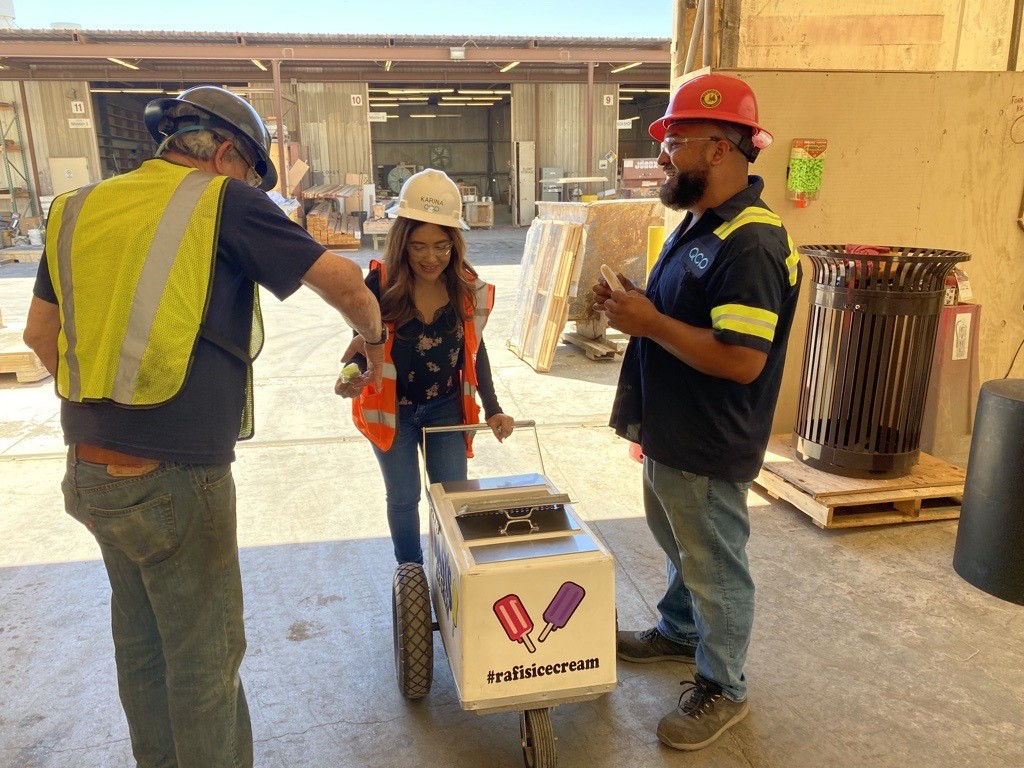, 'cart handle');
420,420,547,490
